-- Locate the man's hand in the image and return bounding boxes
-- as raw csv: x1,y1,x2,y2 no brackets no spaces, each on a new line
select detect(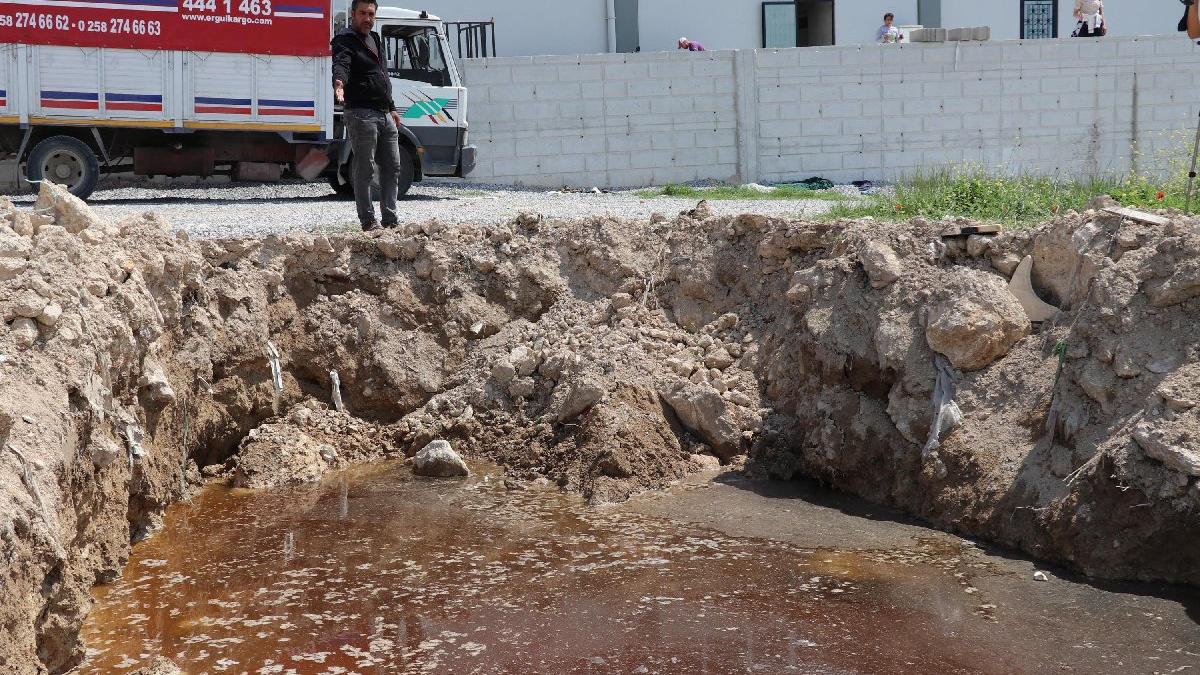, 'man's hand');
334,80,345,104
391,110,401,127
